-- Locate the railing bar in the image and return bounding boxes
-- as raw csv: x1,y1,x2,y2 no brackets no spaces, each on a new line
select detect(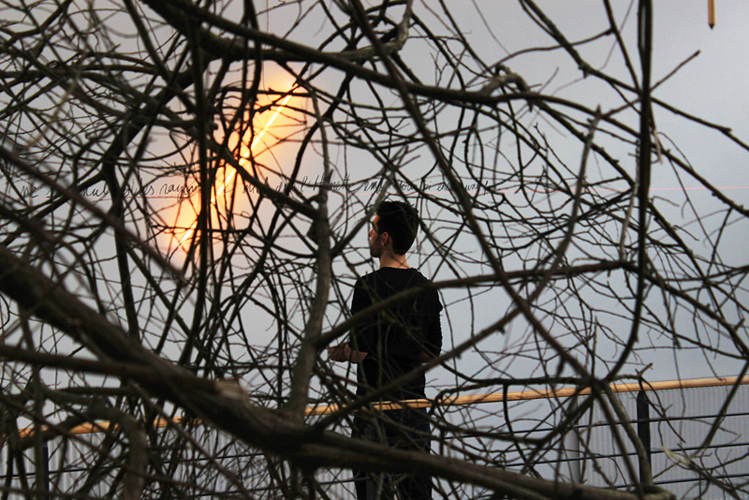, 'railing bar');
654,472,749,487
16,376,748,437
458,409,749,439
608,472,749,490
11,439,746,484
507,439,749,468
